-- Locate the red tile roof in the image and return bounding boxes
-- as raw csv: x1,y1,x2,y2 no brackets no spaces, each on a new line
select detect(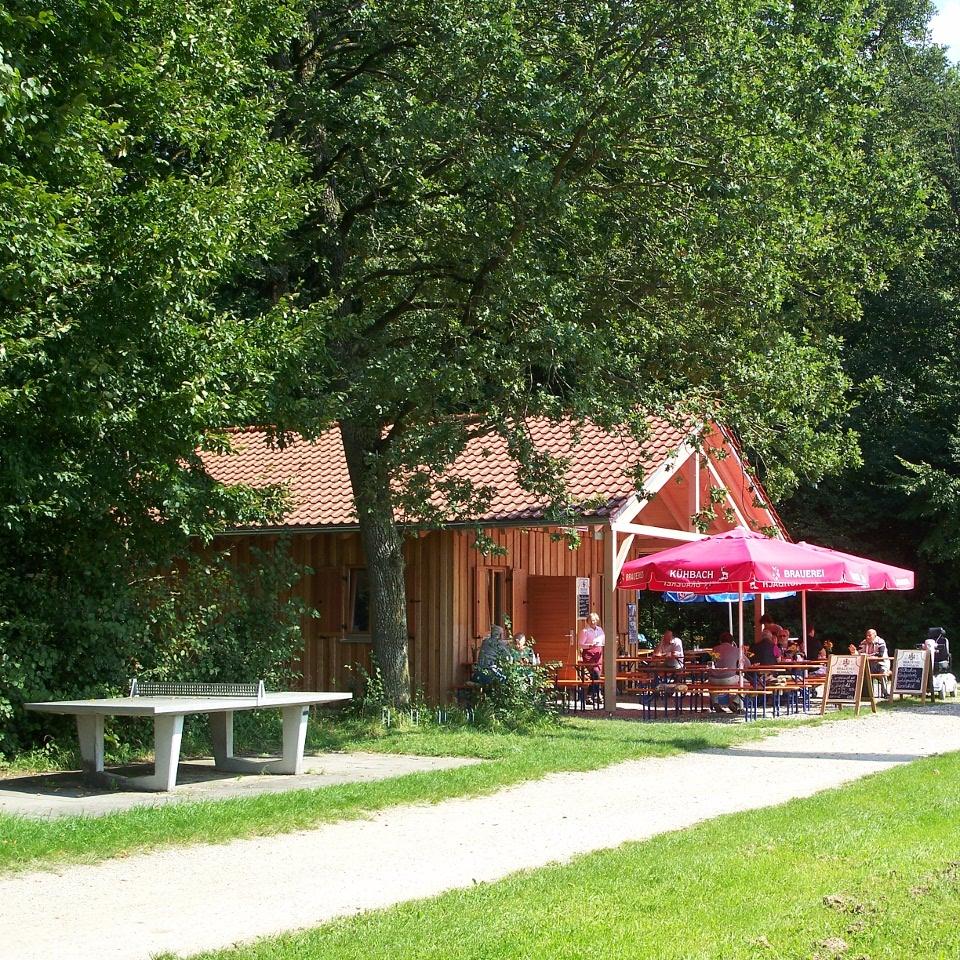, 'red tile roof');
200,418,691,530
